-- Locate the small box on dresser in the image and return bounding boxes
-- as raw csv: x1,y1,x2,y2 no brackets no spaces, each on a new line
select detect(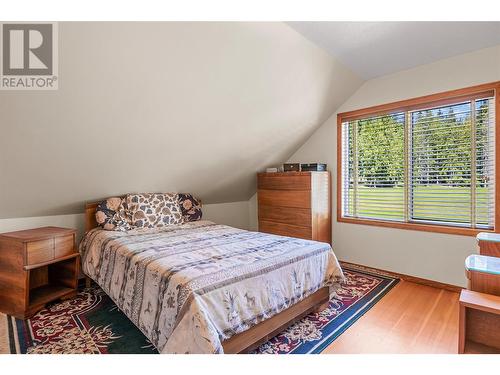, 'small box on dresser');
257,171,331,243
0,226,79,319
